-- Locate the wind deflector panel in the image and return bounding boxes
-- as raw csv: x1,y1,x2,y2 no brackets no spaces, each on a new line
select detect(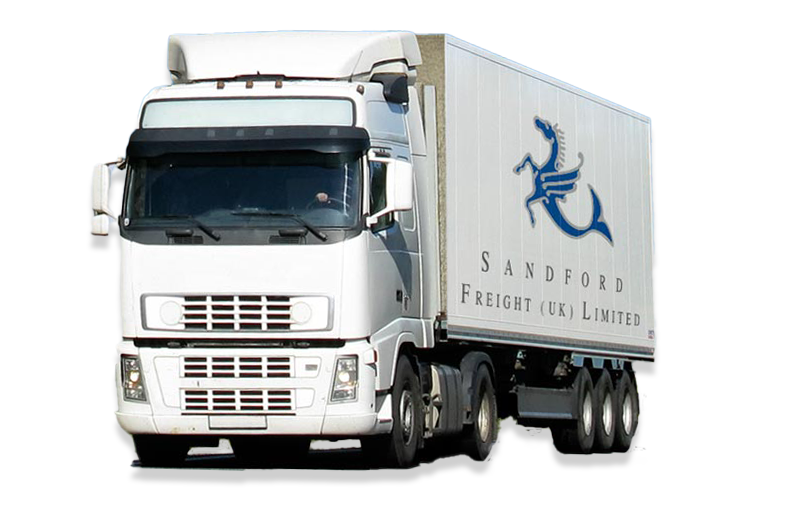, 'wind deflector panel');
126,126,370,158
